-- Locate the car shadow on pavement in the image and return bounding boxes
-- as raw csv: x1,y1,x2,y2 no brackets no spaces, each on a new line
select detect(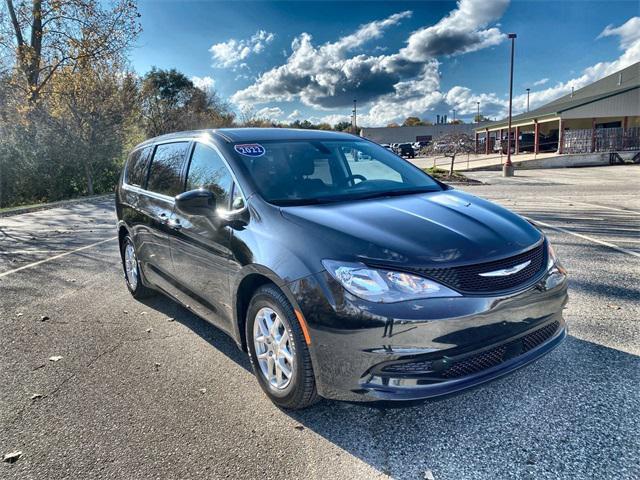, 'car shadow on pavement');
287,336,640,479
135,295,639,479
136,295,252,373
